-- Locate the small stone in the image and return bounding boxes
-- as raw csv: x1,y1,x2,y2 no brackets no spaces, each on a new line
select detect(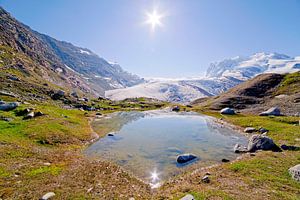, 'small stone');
289,164,300,182
43,162,51,166
96,112,102,116
40,192,55,200
221,158,230,163
24,112,35,119
172,106,180,112
244,127,256,133
35,111,44,117
205,172,211,175
176,154,197,164
180,194,195,200
258,127,269,134
259,107,281,116
220,107,235,115
250,153,256,156
201,175,210,183
87,187,93,193
107,133,114,136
